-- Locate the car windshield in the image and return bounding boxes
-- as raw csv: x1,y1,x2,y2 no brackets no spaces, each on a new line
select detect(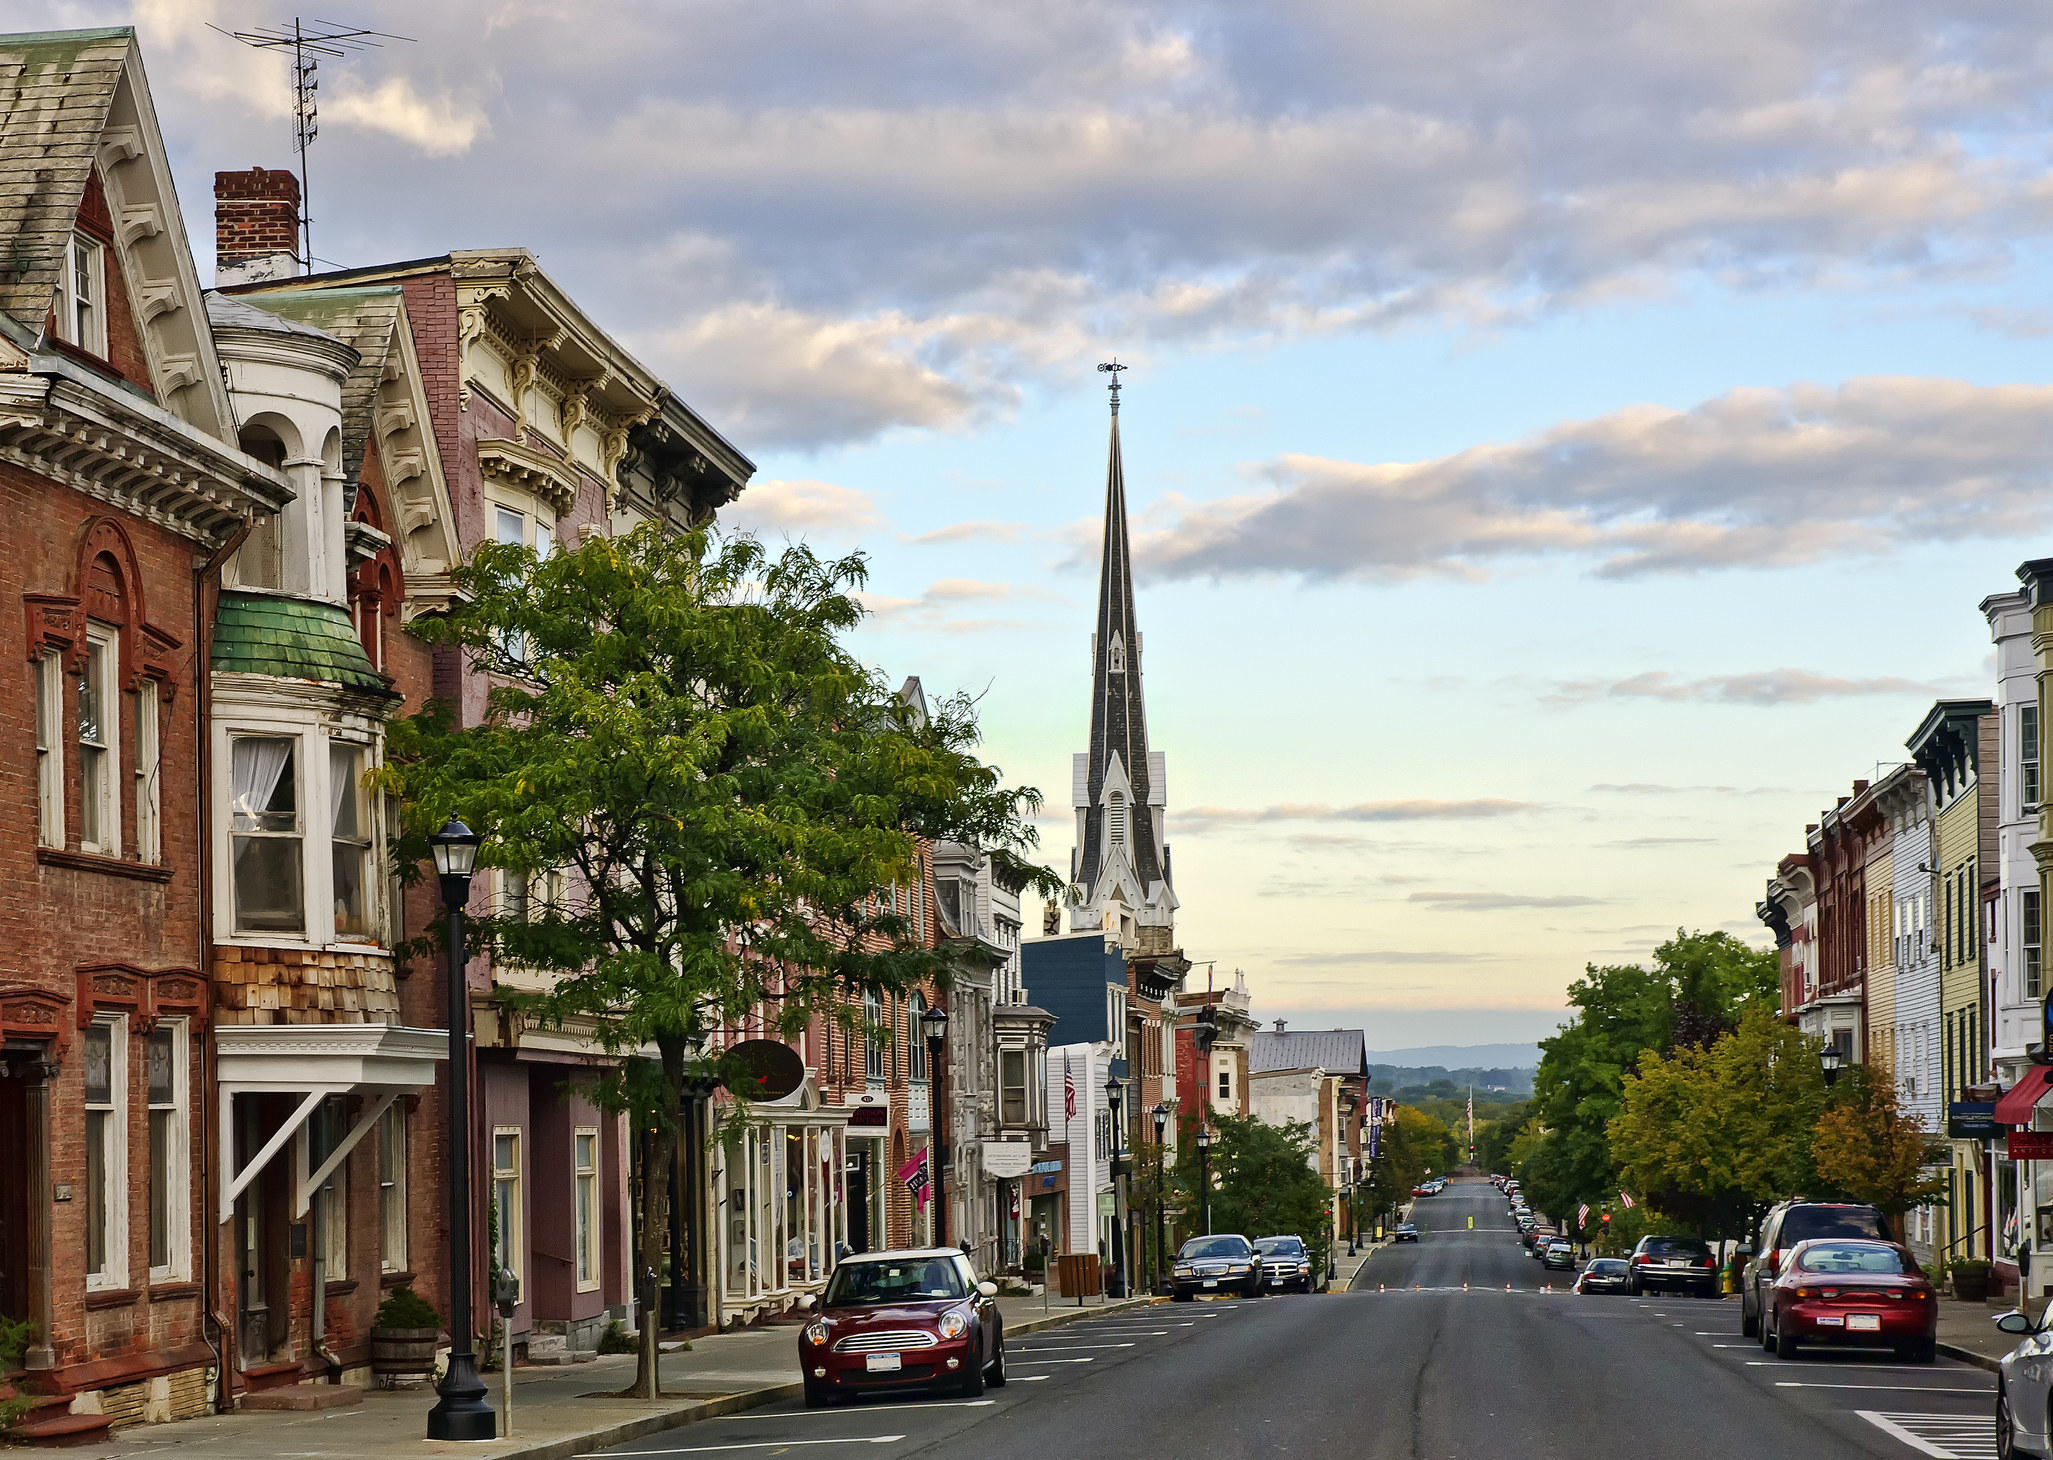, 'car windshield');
1255,1238,1304,1255
824,1258,966,1305
1644,1237,1711,1257
1795,1242,1909,1275
1588,1259,1628,1274
1180,1237,1250,1260
1781,1206,1891,1244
